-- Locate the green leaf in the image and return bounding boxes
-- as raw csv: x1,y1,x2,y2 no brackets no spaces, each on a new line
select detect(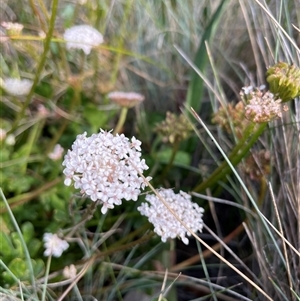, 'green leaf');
83,104,110,132
185,0,229,113
21,222,34,243
8,258,29,280
0,232,15,258
10,232,23,256
27,238,42,257
33,258,45,278
157,148,190,166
